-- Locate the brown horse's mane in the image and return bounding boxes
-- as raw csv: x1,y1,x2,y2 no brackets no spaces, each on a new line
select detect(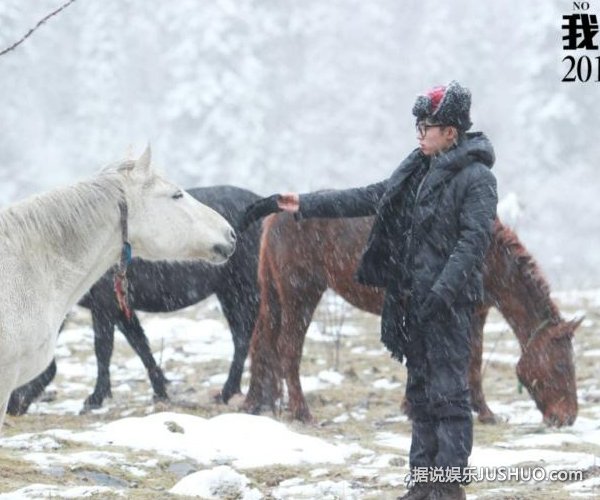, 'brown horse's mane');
493,220,562,325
